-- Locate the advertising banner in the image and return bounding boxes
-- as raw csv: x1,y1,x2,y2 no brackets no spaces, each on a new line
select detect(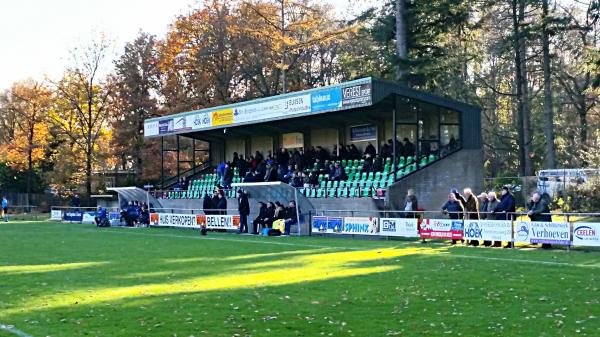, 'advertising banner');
282,132,304,149
420,219,463,240
212,108,234,126
342,217,379,235
158,119,174,135
350,124,377,142
63,211,84,222
342,83,372,108
379,218,419,237
311,88,342,112
513,221,570,245
144,121,159,137
172,116,191,132
82,212,97,224
197,215,240,230
109,212,121,226
187,112,212,130
463,220,513,242
312,216,343,233
150,213,240,230
233,94,311,124
50,210,62,221
572,223,600,247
